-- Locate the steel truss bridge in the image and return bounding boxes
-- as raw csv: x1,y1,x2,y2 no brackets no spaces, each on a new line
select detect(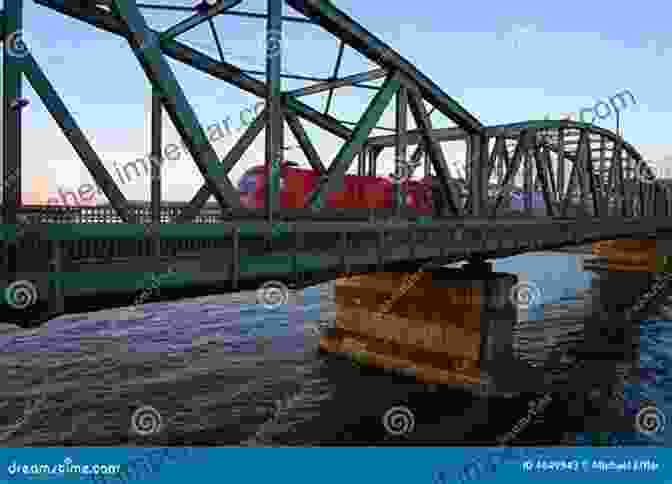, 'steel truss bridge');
1,0,672,314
